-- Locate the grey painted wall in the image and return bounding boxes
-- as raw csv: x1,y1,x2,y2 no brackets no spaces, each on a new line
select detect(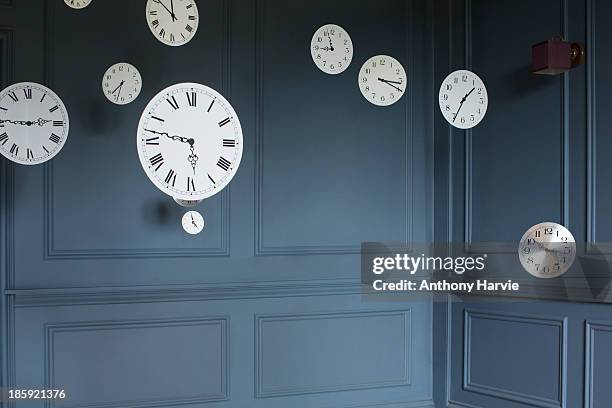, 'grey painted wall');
0,1,434,407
